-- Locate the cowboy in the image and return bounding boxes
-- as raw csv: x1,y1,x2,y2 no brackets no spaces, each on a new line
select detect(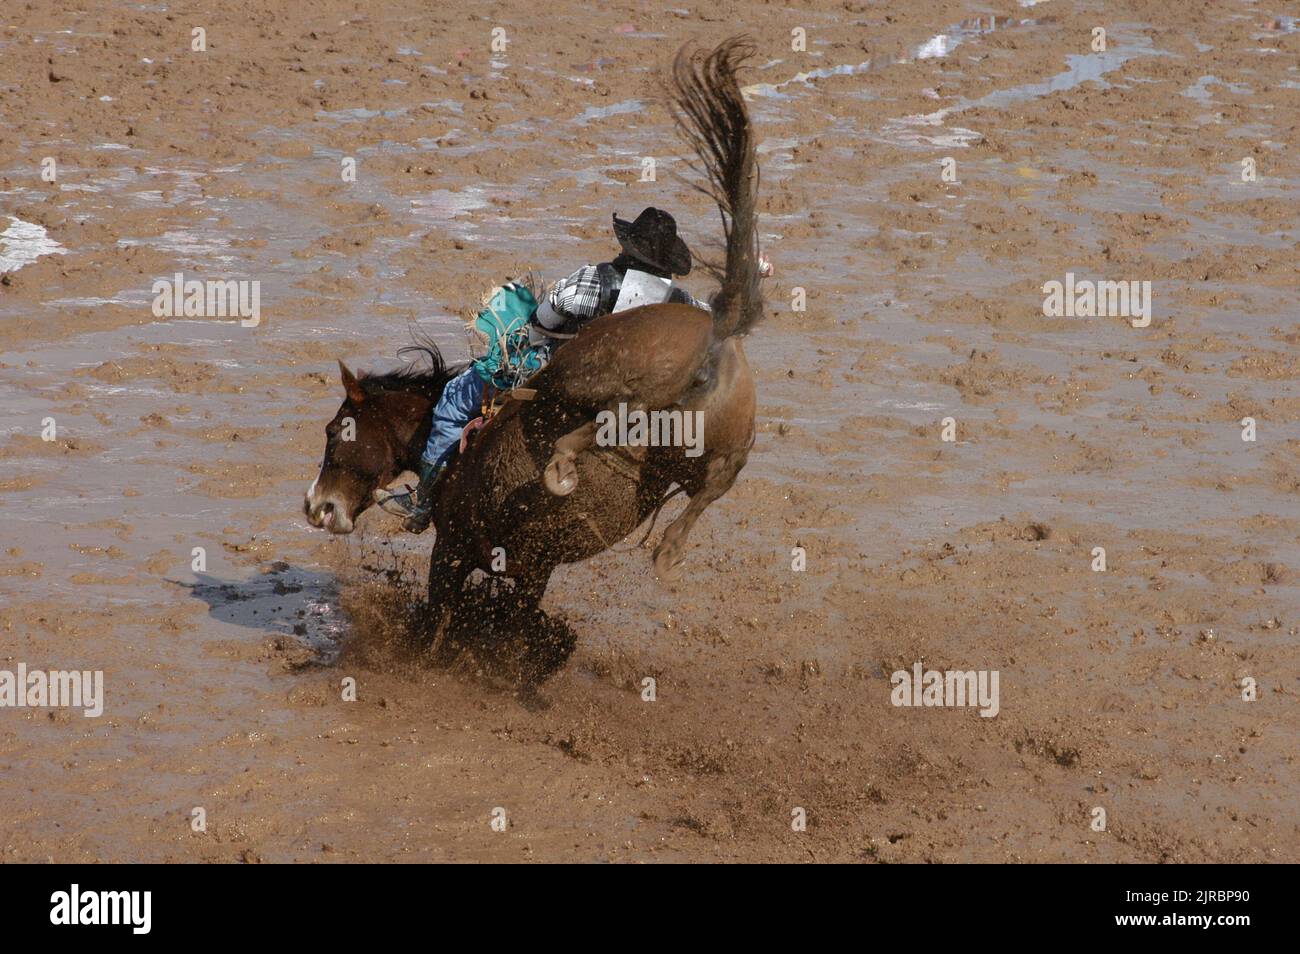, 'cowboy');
377,207,712,533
